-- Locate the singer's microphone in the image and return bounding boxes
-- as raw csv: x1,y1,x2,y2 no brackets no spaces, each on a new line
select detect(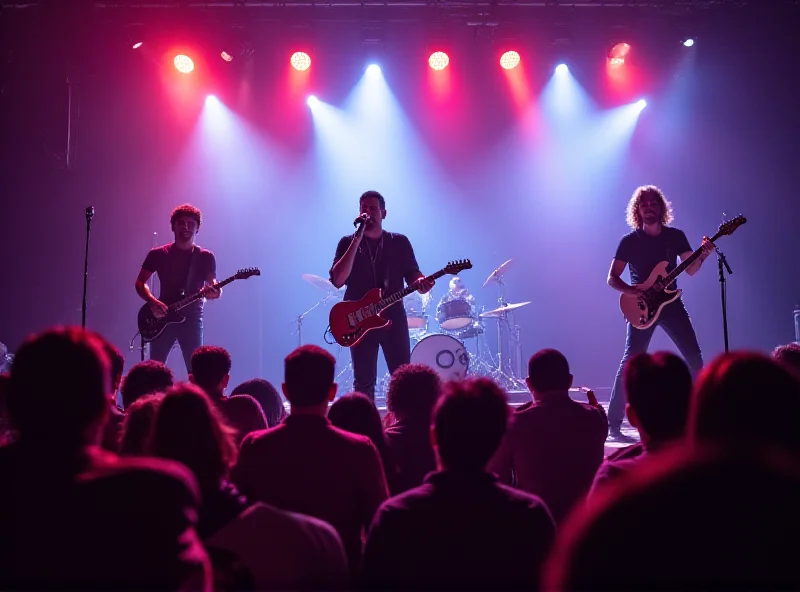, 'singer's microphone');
353,213,370,227
86,206,95,219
